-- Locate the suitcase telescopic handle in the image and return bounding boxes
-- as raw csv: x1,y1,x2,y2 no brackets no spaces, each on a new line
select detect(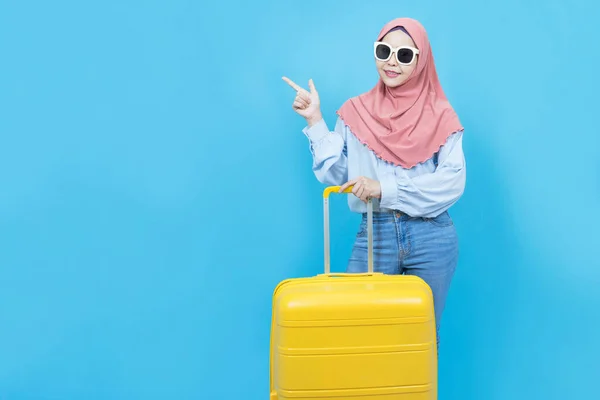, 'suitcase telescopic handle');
323,185,373,274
